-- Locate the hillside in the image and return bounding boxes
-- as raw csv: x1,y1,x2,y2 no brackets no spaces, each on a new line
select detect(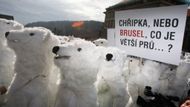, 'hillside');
25,20,104,40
